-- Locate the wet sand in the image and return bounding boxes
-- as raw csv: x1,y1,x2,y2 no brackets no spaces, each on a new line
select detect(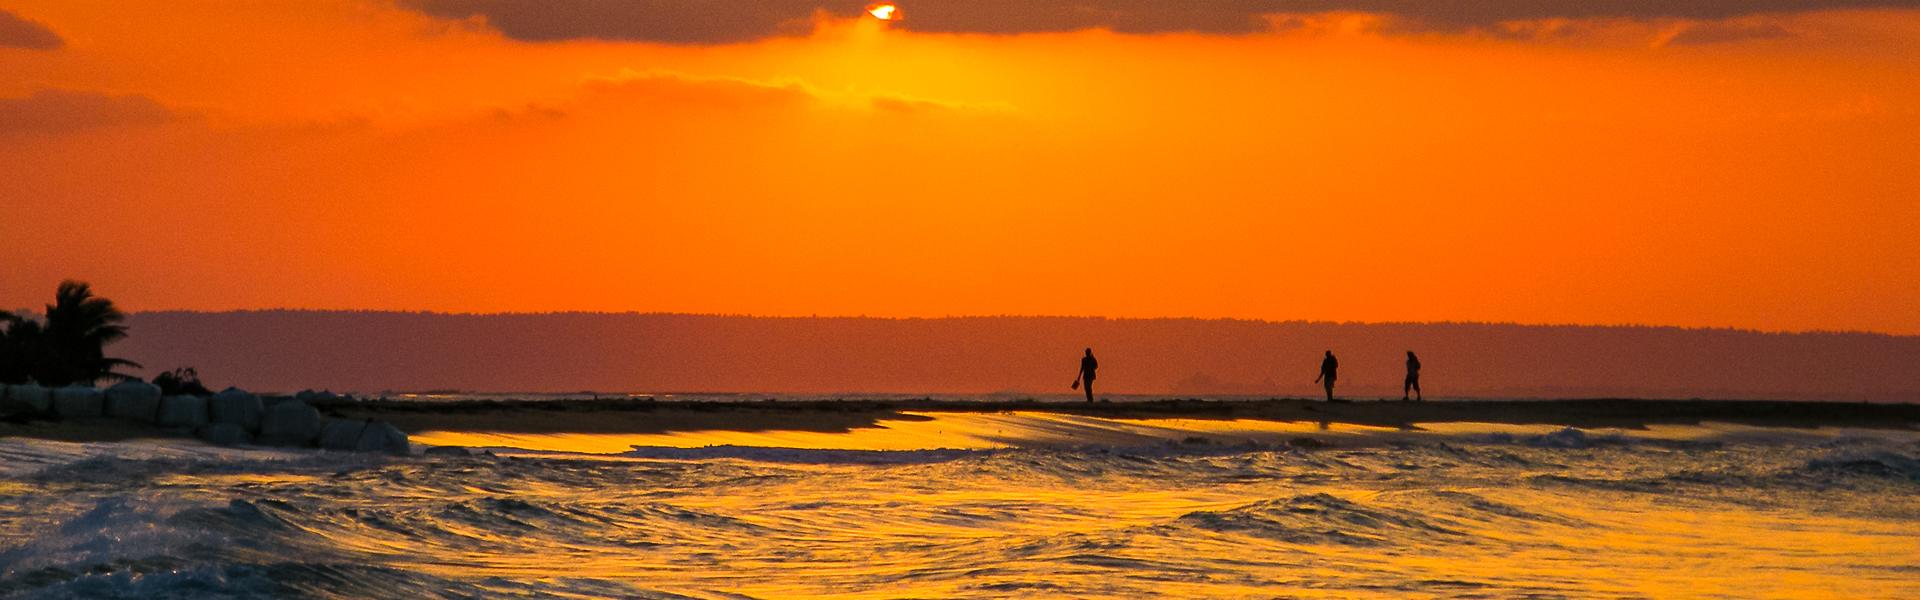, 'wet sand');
326,397,1920,436
5,398,1914,446
0,416,195,443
